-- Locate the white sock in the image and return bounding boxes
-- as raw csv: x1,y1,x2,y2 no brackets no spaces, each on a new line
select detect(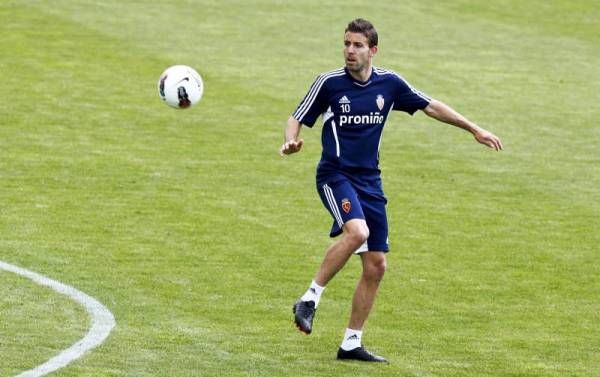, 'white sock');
300,280,325,307
340,328,362,351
